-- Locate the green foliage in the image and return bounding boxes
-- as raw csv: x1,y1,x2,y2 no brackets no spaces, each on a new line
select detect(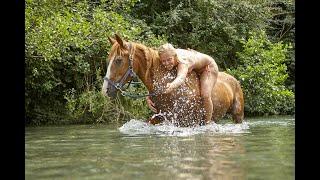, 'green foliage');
25,0,166,125
63,83,153,124
265,0,295,90
118,84,154,119
227,31,294,115
132,0,295,89
64,88,133,123
132,0,272,69
25,0,295,125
